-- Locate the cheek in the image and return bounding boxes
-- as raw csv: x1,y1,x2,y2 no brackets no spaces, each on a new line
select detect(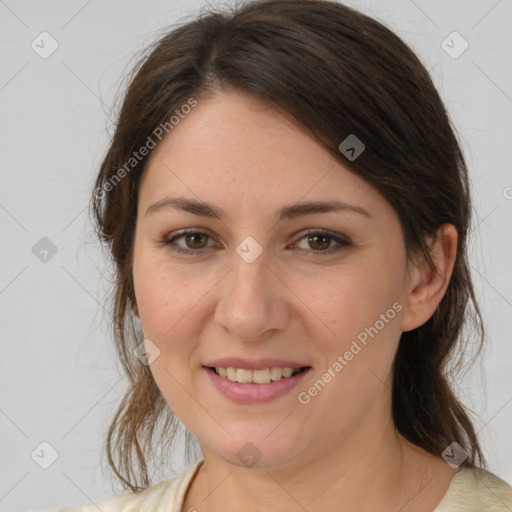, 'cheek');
295,263,401,351
295,263,404,413
293,267,403,427
133,252,208,339
132,258,207,414
132,265,206,409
